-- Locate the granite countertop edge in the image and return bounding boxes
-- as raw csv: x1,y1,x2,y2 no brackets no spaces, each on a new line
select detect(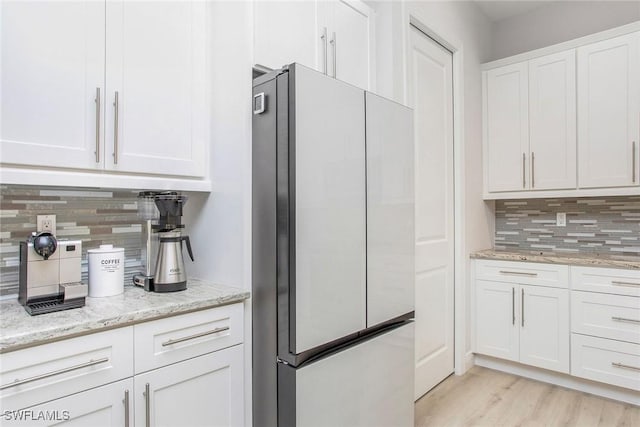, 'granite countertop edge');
470,249,640,270
0,279,250,353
